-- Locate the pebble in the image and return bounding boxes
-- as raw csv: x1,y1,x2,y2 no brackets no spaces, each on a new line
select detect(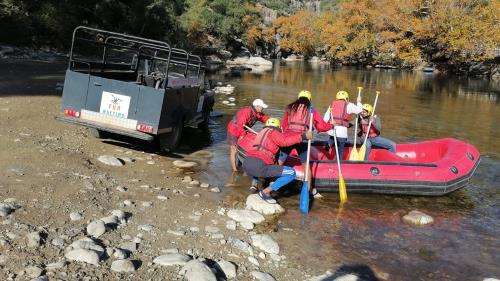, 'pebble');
65,248,100,265
402,210,434,226
153,253,192,266
111,259,136,272
167,230,185,236
250,271,276,281
30,276,48,281
119,242,137,253
182,176,193,183
205,226,220,233
26,232,42,247
173,160,198,168
211,233,224,239
200,183,210,188
147,160,155,165
69,212,83,221
142,201,153,207
227,209,265,224
0,202,19,217
181,260,217,281
240,222,254,230
51,238,64,248
116,186,127,192
226,220,237,230
46,261,66,271
97,155,124,166
138,224,153,232
100,215,119,226
215,260,237,279
123,200,133,206
190,227,200,232
86,220,106,238
157,195,168,201
259,252,266,259
111,210,126,220
210,187,221,193
25,265,43,278
248,256,260,267
189,180,200,187
228,236,253,255
251,234,280,254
